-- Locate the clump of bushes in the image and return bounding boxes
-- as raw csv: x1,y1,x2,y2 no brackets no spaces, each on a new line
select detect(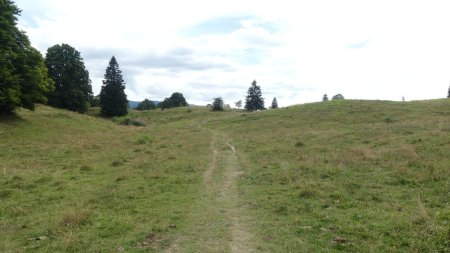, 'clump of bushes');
113,116,145,126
